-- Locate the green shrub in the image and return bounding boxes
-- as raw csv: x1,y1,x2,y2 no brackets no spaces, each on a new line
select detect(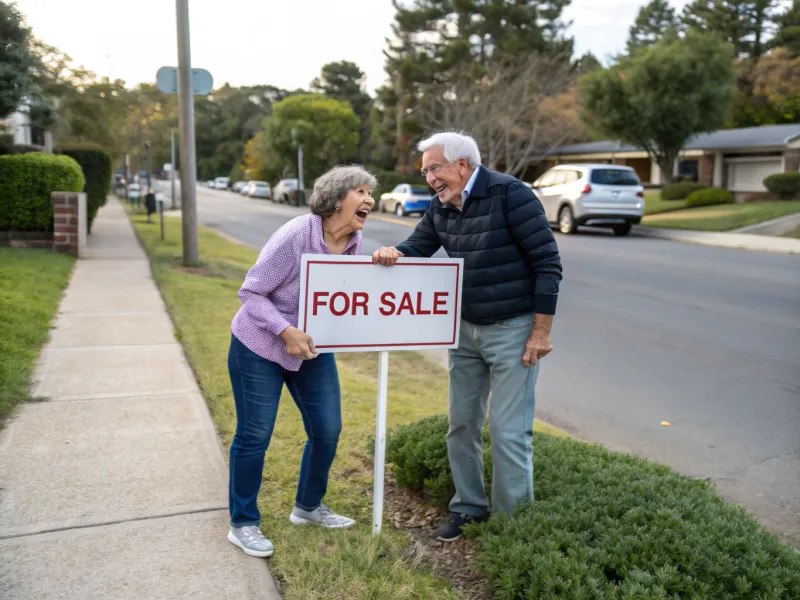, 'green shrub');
685,187,734,208
764,172,800,199
57,144,112,232
368,167,430,197
0,153,85,232
661,181,705,200
387,417,800,599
